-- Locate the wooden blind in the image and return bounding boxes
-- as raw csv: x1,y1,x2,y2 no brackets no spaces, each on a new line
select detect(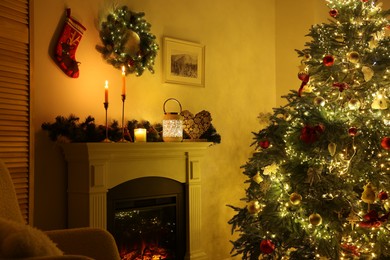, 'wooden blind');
0,0,31,224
